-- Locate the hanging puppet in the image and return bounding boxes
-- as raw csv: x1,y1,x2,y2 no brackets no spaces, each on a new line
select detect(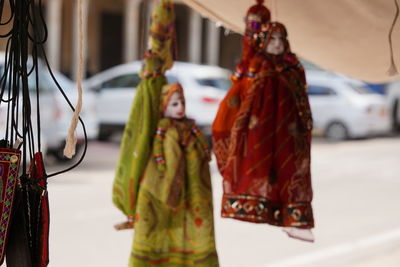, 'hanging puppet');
212,0,270,173
131,83,219,266
213,19,315,242
112,0,175,220
112,0,219,265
